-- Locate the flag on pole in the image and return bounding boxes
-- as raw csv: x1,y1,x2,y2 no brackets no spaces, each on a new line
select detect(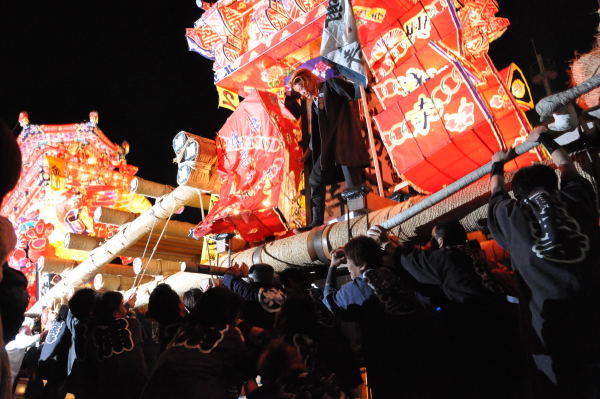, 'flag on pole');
320,0,367,87
216,86,240,111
